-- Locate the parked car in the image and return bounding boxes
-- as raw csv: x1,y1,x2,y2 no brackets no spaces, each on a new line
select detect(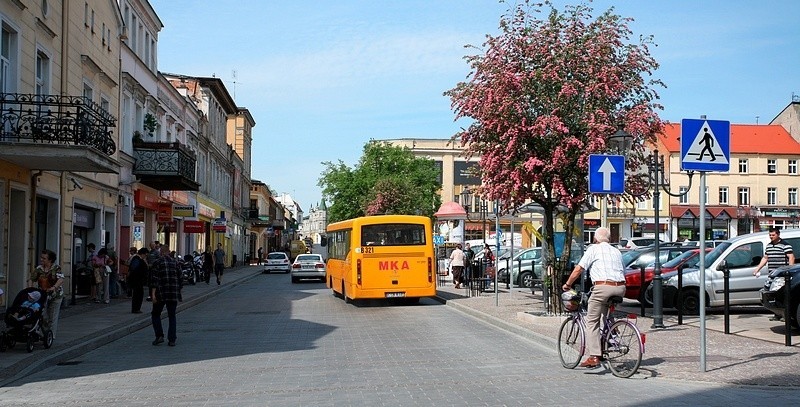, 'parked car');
621,246,691,270
291,253,326,283
625,248,712,306
619,237,663,249
760,264,800,328
681,240,726,248
263,252,291,274
663,229,800,315
498,247,582,288
472,245,523,277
